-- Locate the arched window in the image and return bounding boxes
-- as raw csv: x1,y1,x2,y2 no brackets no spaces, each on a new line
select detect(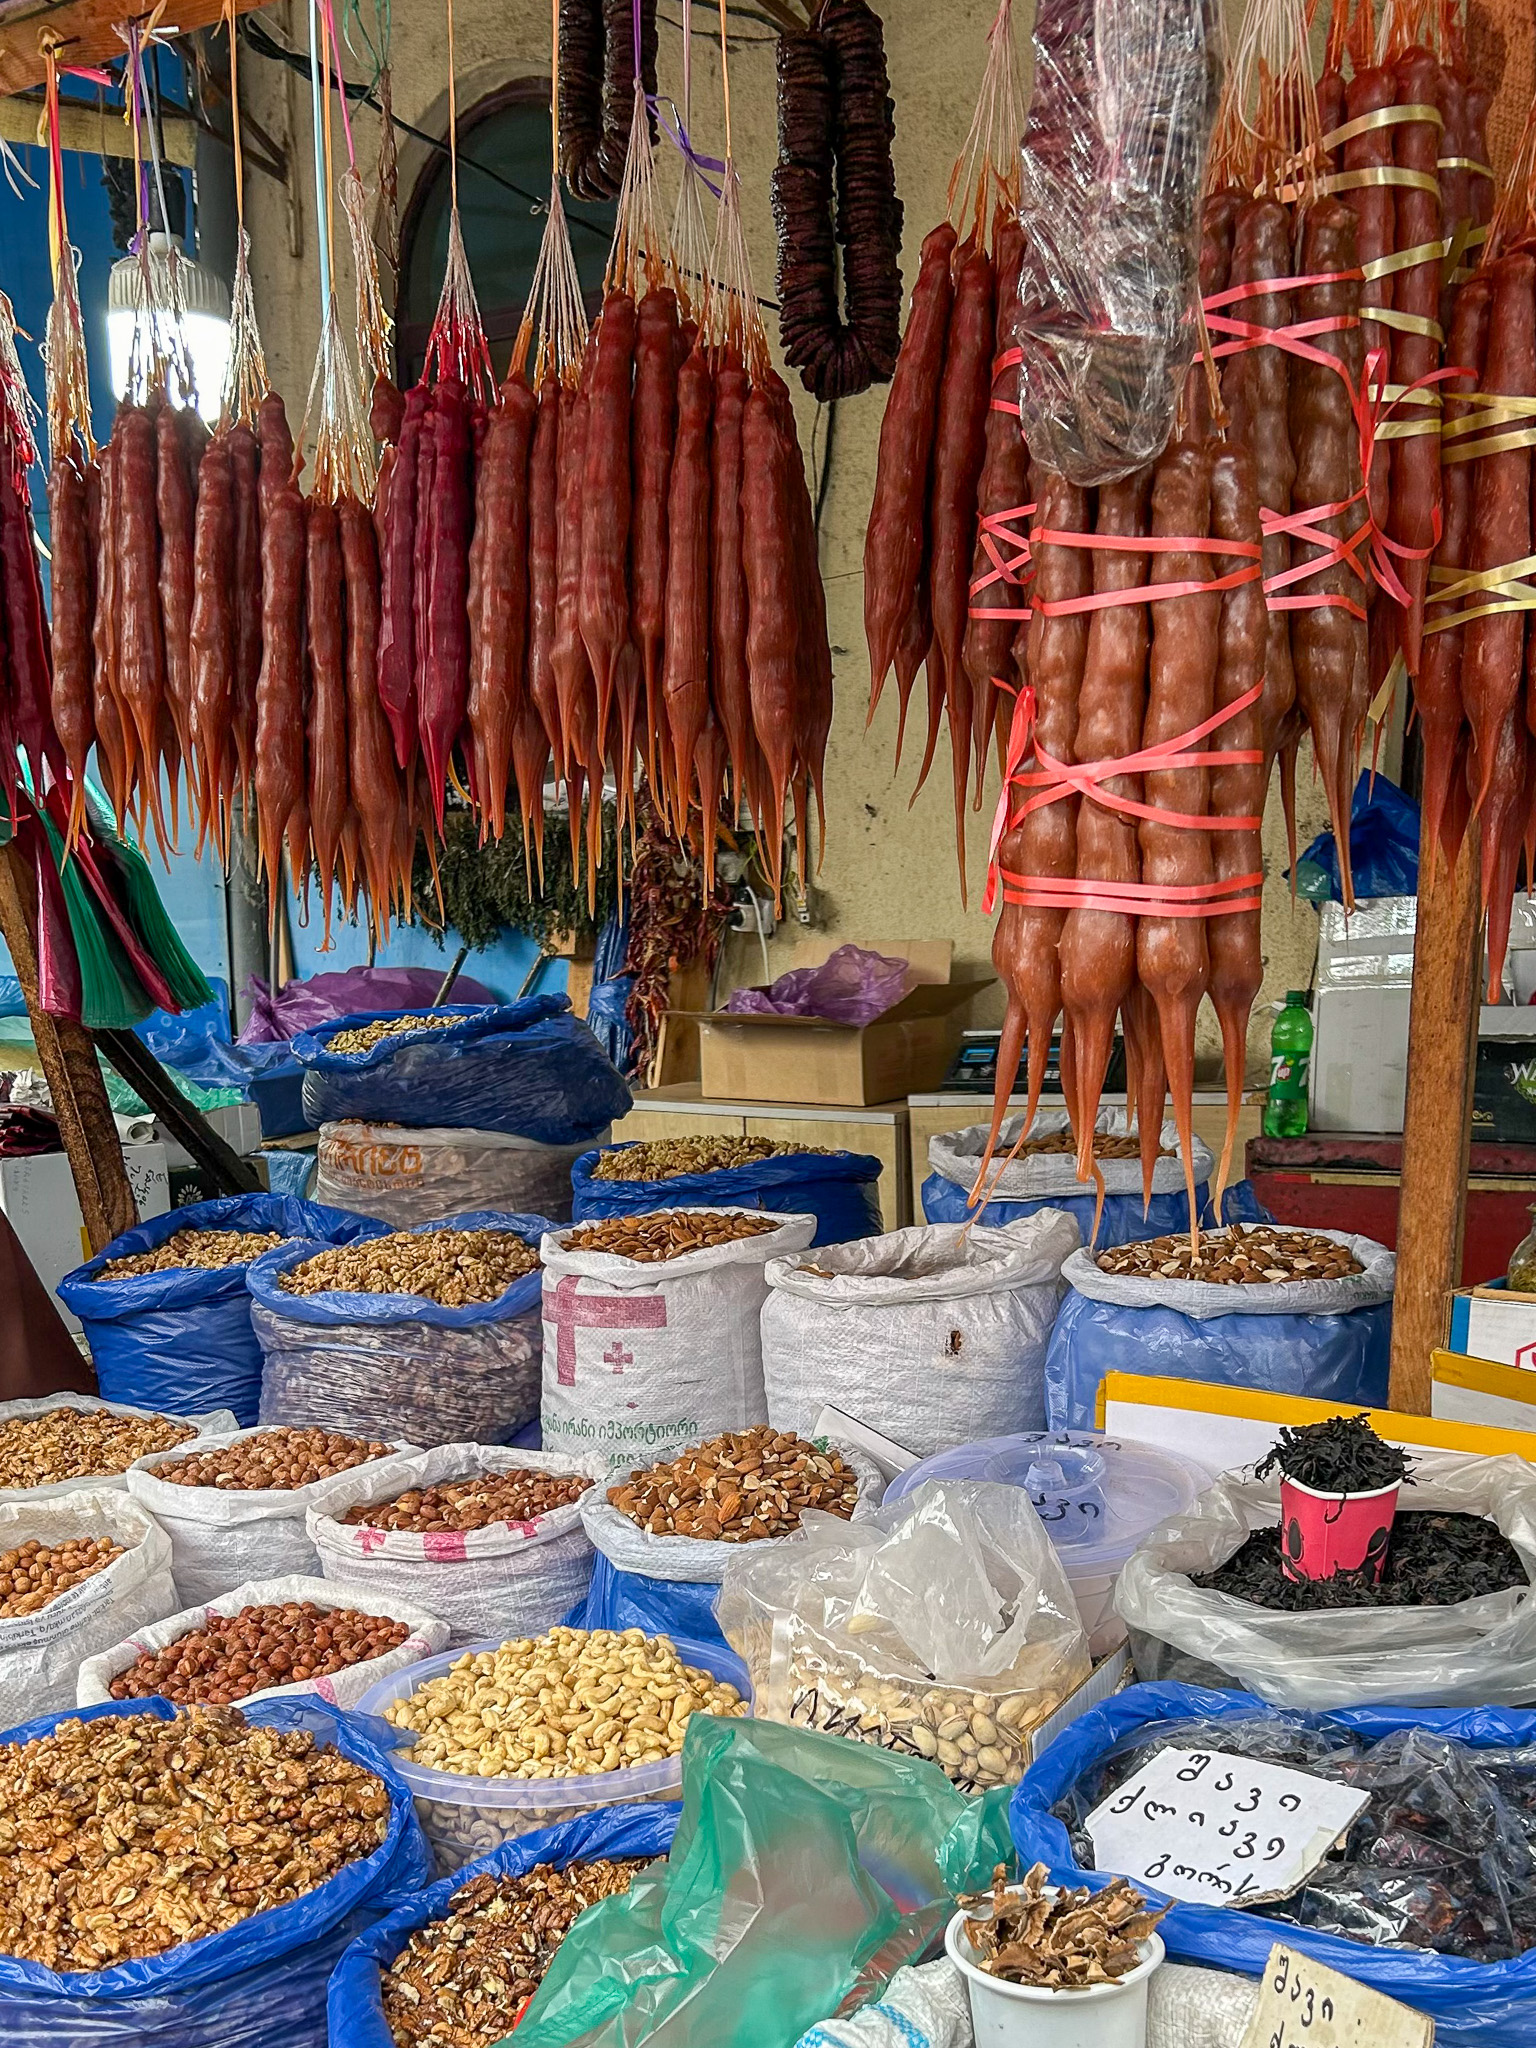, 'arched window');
396,81,616,383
